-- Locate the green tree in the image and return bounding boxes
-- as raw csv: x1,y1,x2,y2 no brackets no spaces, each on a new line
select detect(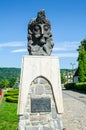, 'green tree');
9,77,17,88
12,77,20,88
0,79,9,89
77,39,86,82
61,72,66,84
